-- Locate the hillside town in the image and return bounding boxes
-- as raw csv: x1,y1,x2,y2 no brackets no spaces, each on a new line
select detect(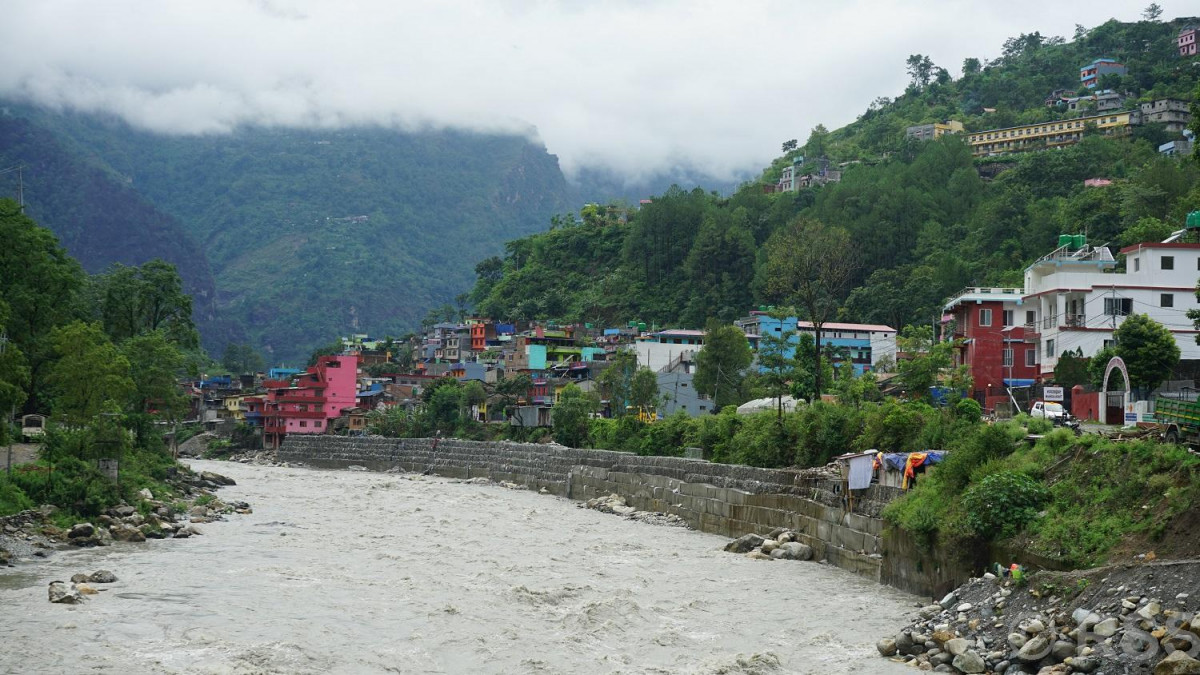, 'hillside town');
195,210,1200,450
